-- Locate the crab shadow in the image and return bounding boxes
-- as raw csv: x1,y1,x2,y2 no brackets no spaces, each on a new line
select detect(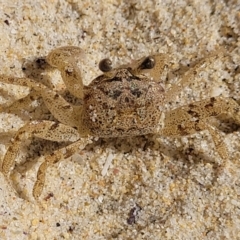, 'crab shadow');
21,55,53,89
